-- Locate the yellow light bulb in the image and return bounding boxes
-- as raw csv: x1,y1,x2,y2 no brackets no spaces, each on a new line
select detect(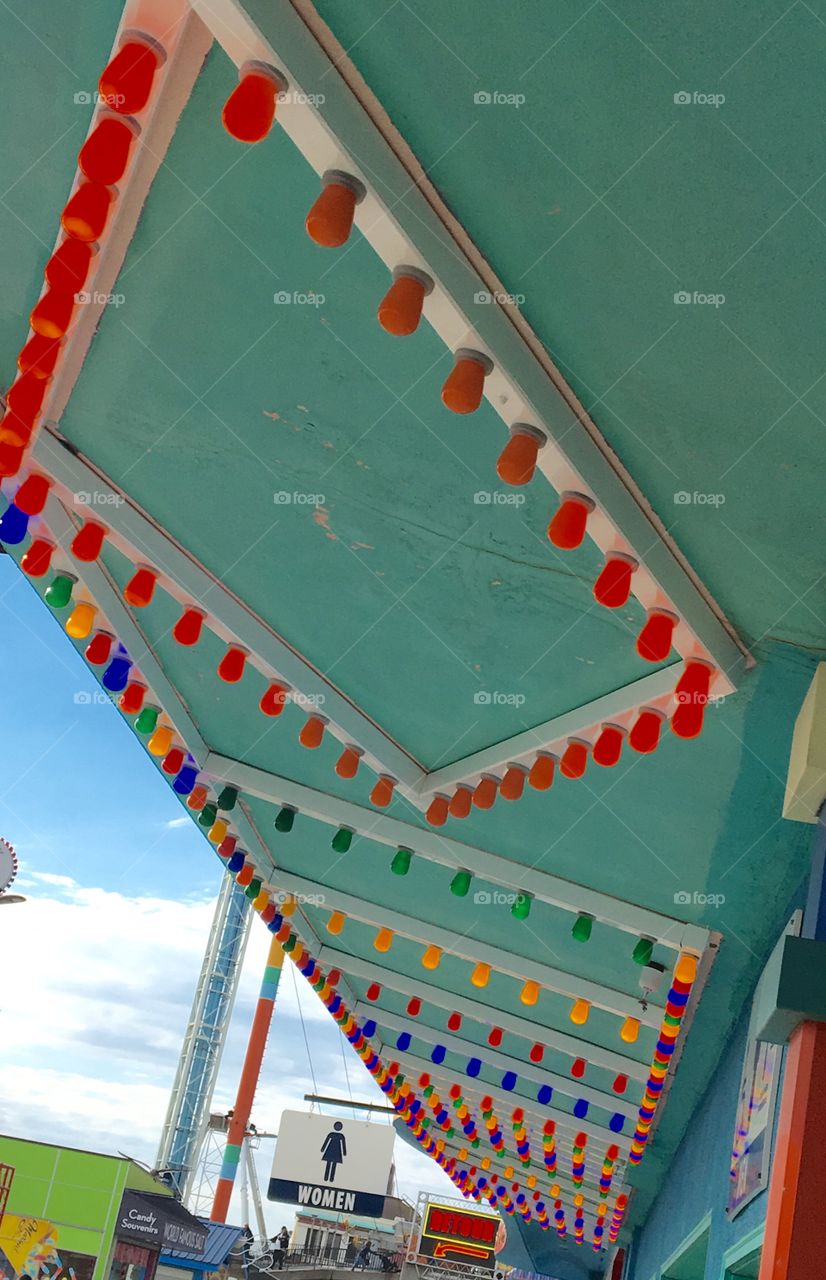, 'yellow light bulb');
472,962,491,988
570,998,590,1025
620,1016,640,1043
521,979,540,1006
422,944,442,969
327,910,346,935
65,601,96,639
675,951,698,985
